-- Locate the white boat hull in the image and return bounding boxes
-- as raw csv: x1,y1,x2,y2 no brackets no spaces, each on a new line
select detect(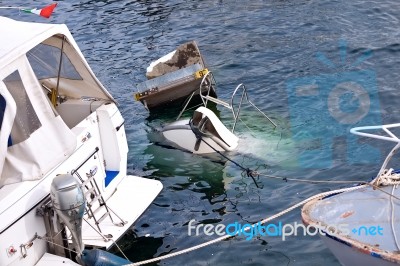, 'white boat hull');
320,234,397,266
162,107,239,154
302,185,400,266
0,103,163,265
36,253,80,266
162,119,227,153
